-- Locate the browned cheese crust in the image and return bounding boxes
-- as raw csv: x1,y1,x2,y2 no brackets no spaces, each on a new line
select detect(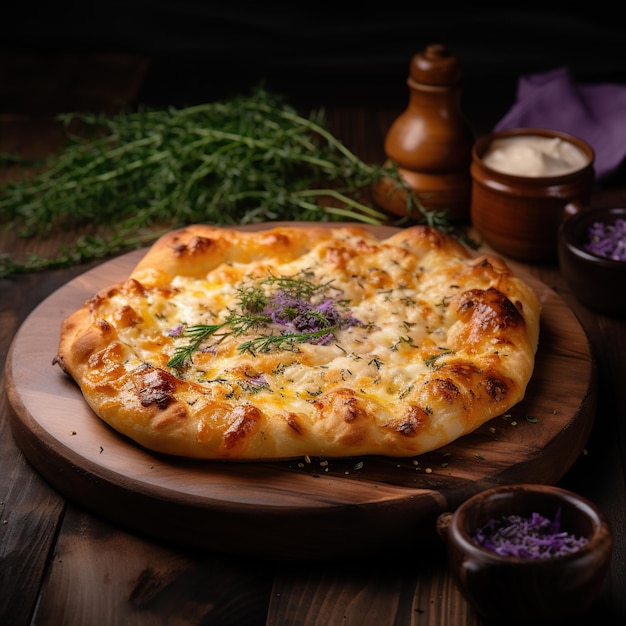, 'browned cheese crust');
55,224,541,460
